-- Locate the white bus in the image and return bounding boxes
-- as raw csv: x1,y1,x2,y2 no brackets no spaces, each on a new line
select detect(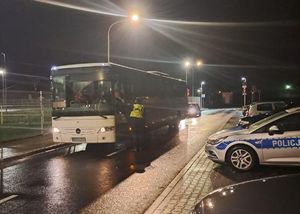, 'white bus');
51,62,187,146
